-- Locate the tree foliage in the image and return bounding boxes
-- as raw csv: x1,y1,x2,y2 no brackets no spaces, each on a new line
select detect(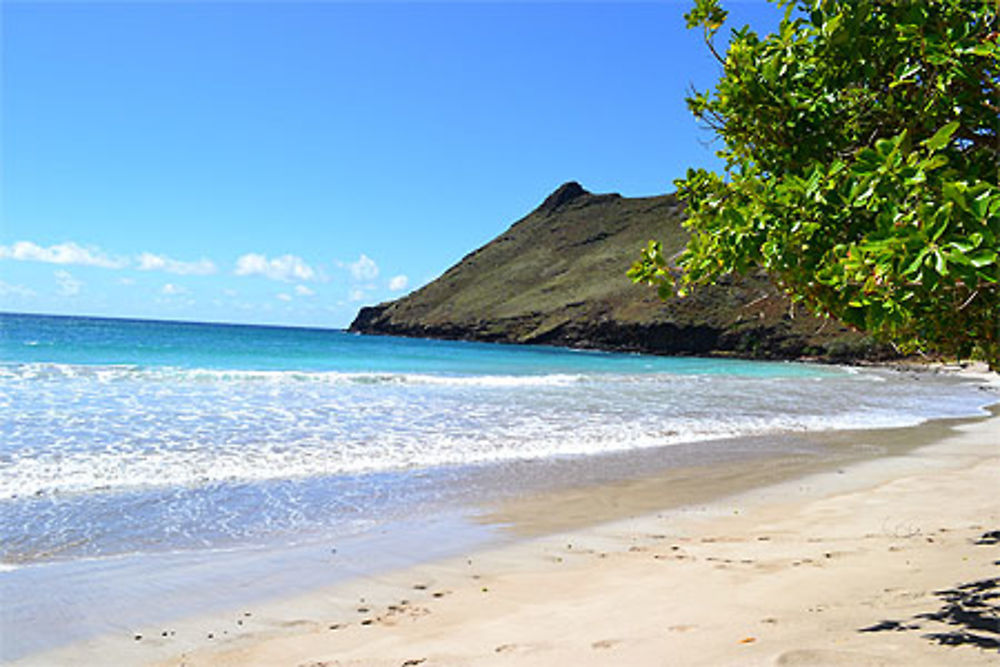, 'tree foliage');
630,0,999,368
